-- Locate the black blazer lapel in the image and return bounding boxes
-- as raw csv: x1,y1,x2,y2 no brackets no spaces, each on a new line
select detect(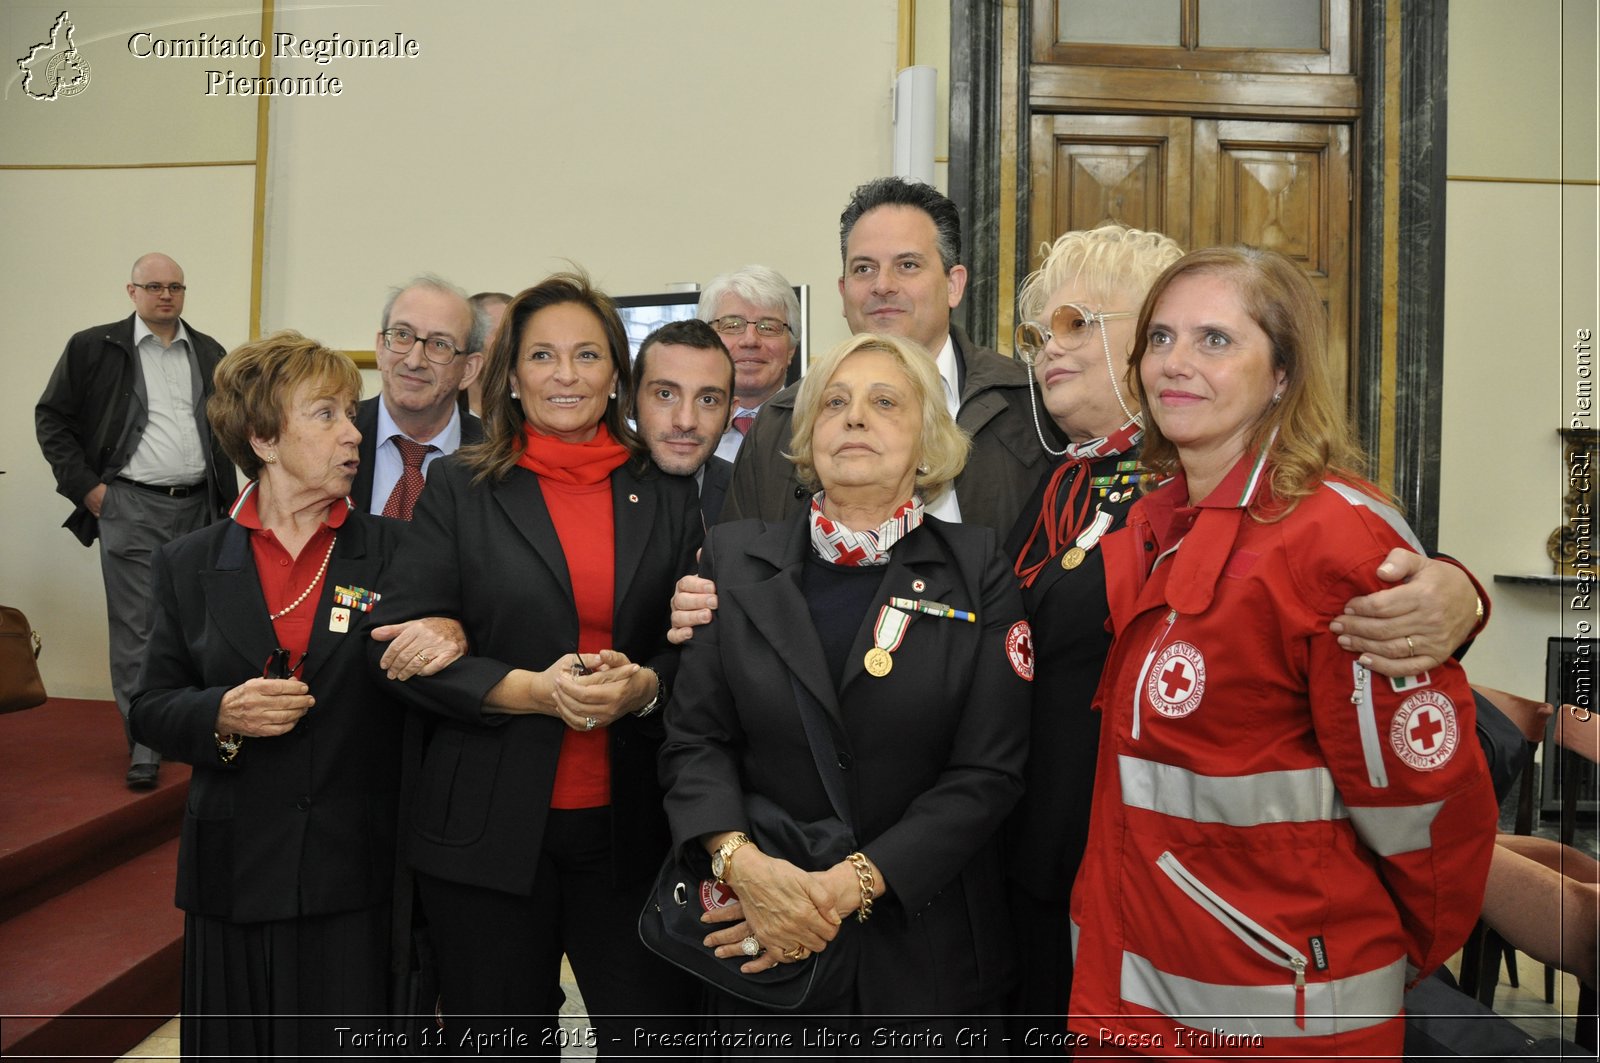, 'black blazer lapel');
301,518,382,685
726,519,842,724
199,522,278,674
612,465,654,616
492,468,573,601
